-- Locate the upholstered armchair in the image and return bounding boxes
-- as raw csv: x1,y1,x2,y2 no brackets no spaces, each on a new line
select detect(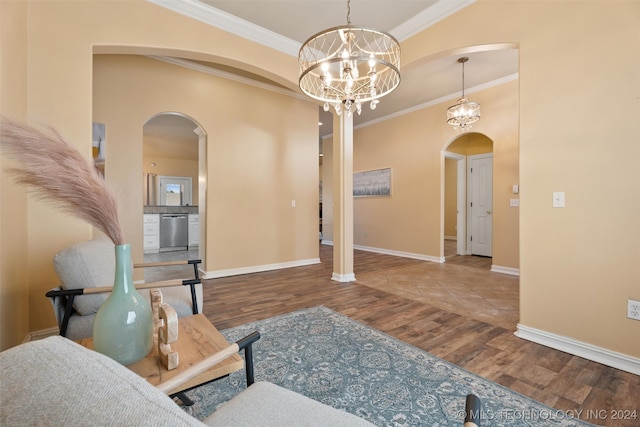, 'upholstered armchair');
46,238,203,340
